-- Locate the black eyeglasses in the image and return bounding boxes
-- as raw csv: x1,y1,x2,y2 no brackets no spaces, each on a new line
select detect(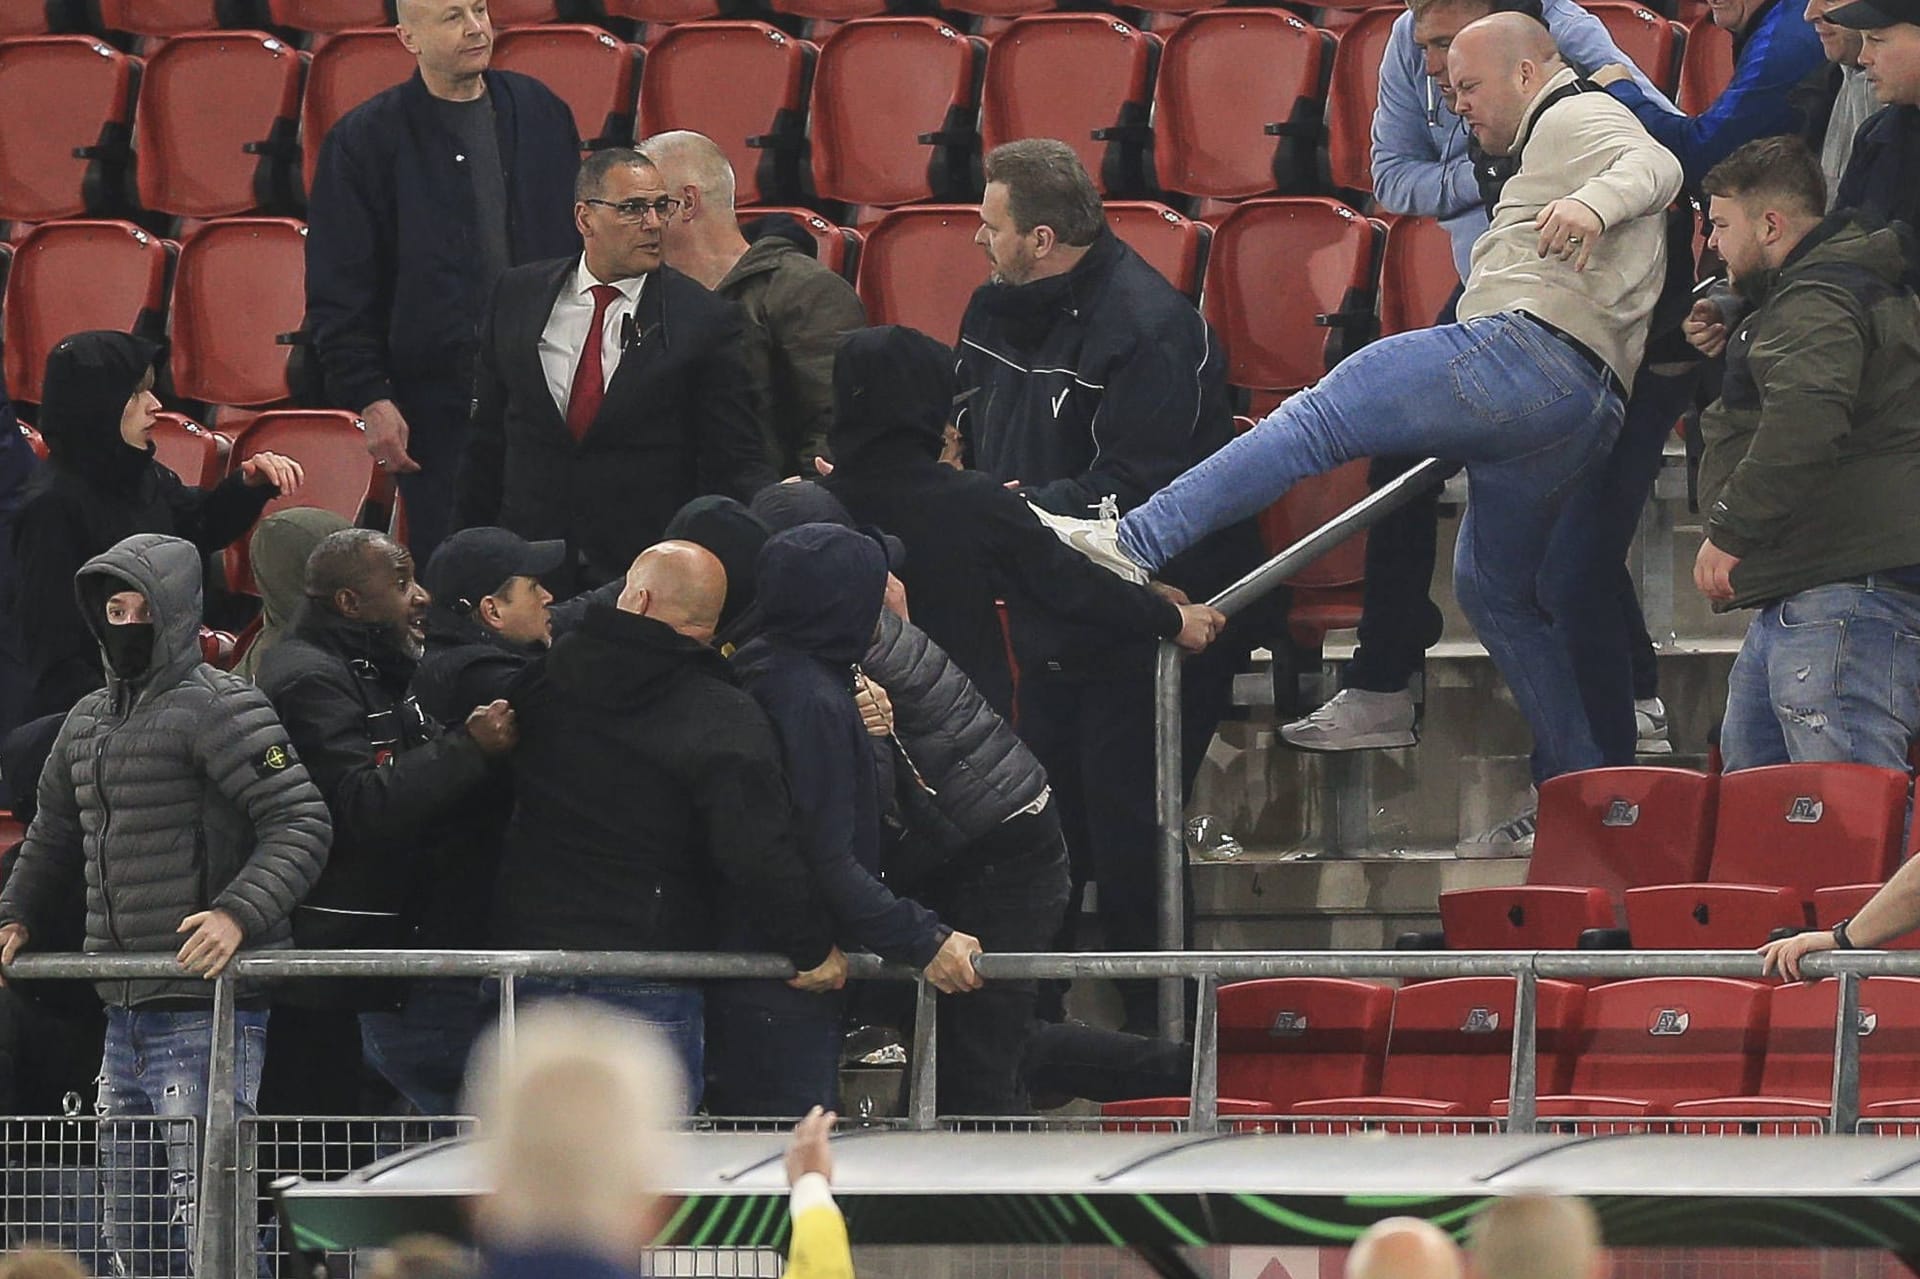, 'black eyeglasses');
583,196,683,224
